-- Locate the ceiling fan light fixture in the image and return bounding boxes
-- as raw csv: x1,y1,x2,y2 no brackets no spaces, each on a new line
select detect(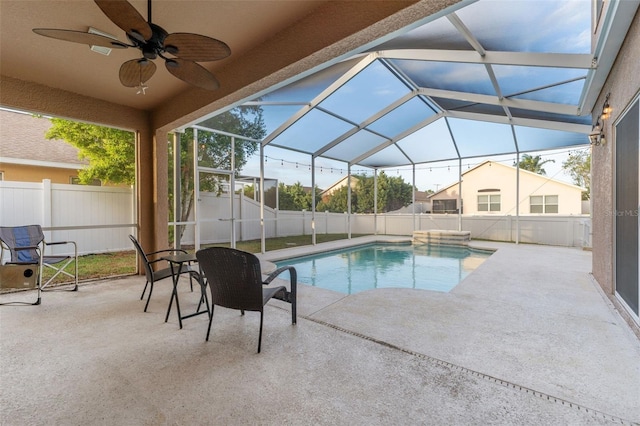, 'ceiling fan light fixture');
165,59,179,68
